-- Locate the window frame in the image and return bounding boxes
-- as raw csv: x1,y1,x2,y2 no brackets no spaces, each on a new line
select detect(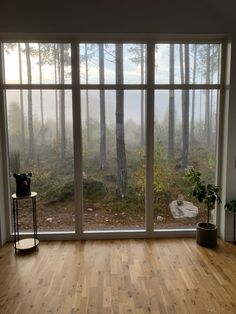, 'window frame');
0,35,227,241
